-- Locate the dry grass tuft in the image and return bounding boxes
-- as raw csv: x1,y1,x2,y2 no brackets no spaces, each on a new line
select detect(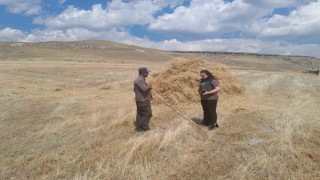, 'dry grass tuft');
99,84,112,90
151,57,245,105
